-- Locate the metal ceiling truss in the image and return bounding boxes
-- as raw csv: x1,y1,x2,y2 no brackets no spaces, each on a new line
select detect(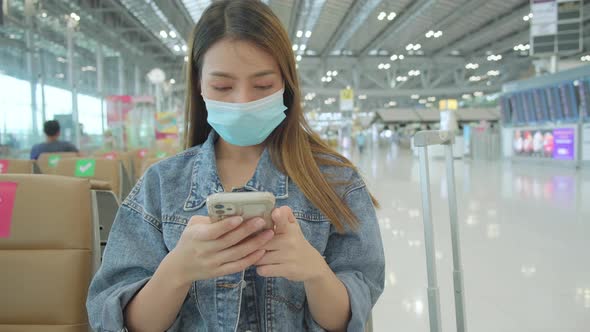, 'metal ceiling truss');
360,0,439,55
433,2,530,57
320,0,382,56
